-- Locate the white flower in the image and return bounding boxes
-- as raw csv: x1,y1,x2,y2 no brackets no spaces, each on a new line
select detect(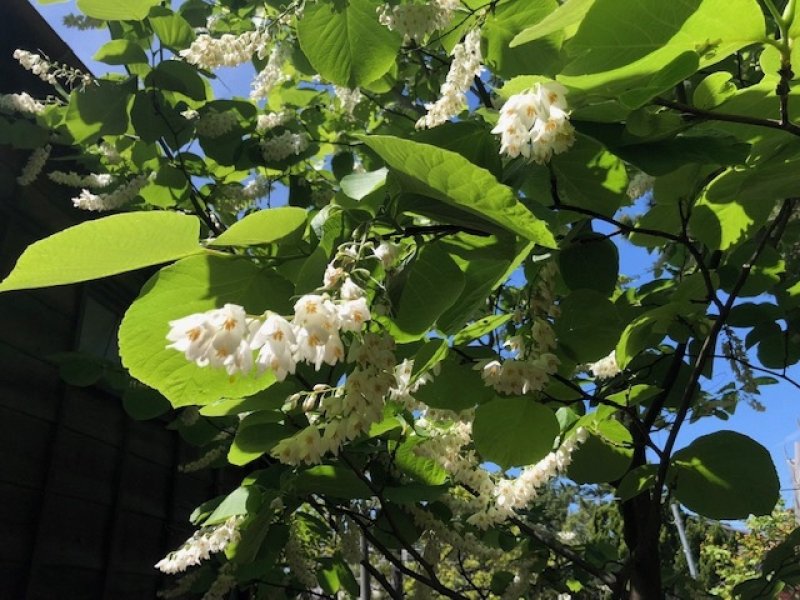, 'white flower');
196,109,239,137
377,0,460,42
17,145,51,186
71,174,148,211
416,29,483,129
260,131,309,162
627,171,655,200
340,277,365,300
250,43,290,101
251,312,297,380
338,297,371,332
587,350,621,379
180,30,269,69
333,86,363,116
492,82,575,164
374,241,401,267
48,171,113,188
256,110,290,132
0,92,45,115
155,516,242,574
